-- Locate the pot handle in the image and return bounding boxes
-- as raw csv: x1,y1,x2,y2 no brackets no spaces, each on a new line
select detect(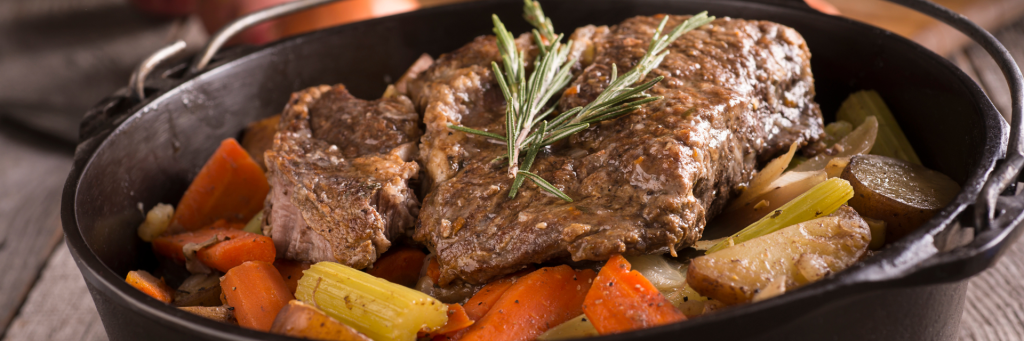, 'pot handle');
125,0,347,103
876,0,1024,287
